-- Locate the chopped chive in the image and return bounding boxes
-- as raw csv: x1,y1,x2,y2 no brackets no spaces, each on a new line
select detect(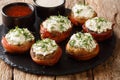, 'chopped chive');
69,40,75,47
